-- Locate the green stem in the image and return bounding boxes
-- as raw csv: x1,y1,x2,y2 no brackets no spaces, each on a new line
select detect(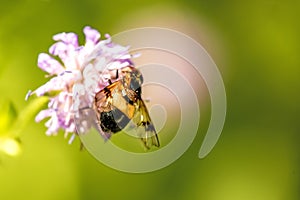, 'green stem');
10,97,49,138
